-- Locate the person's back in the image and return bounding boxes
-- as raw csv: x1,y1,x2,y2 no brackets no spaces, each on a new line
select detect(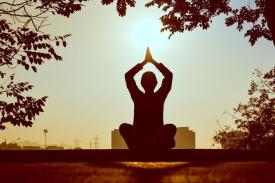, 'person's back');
133,92,164,130
119,48,176,150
